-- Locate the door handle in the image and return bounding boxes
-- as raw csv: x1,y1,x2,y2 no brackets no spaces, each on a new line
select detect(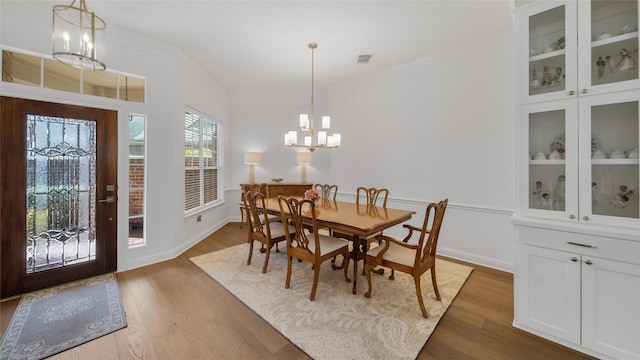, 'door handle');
98,196,116,203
